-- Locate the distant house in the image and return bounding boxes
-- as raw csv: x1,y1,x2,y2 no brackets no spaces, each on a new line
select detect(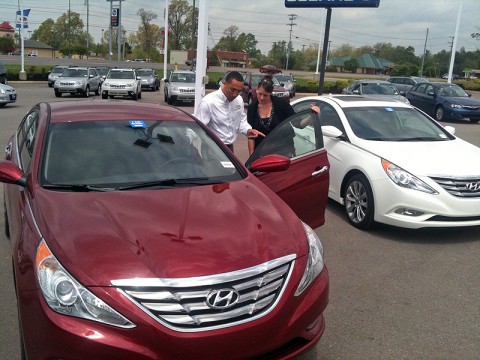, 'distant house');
330,53,394,75
187,50,249,69
0,21,15,48
23,39,58,58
